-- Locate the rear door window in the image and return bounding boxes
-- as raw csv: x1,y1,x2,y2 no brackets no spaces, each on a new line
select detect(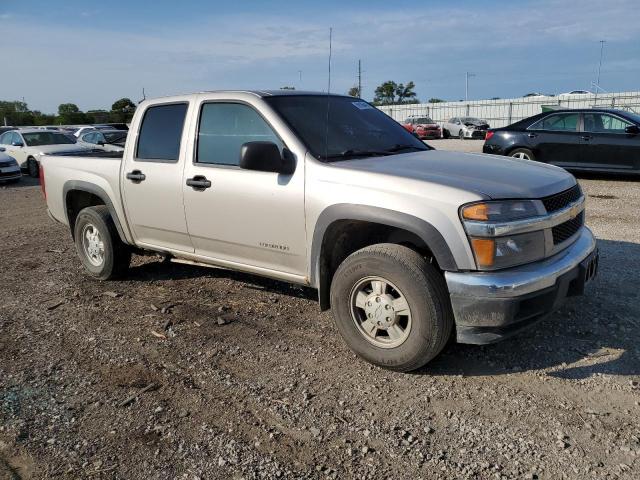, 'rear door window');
136,103,188,162
530,113,579,132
